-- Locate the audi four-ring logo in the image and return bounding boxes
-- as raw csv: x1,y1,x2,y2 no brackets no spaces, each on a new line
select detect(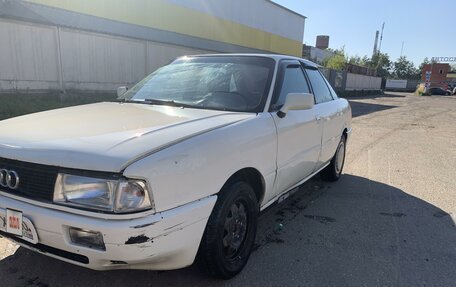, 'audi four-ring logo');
0,169,20,190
